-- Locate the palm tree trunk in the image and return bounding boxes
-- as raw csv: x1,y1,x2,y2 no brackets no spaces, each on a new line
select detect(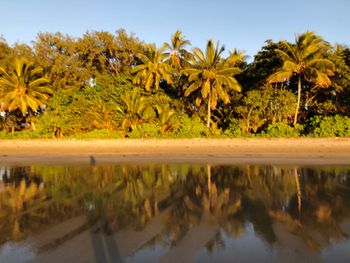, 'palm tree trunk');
207,93,211,128
23,116,27,130
293,76,302,126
